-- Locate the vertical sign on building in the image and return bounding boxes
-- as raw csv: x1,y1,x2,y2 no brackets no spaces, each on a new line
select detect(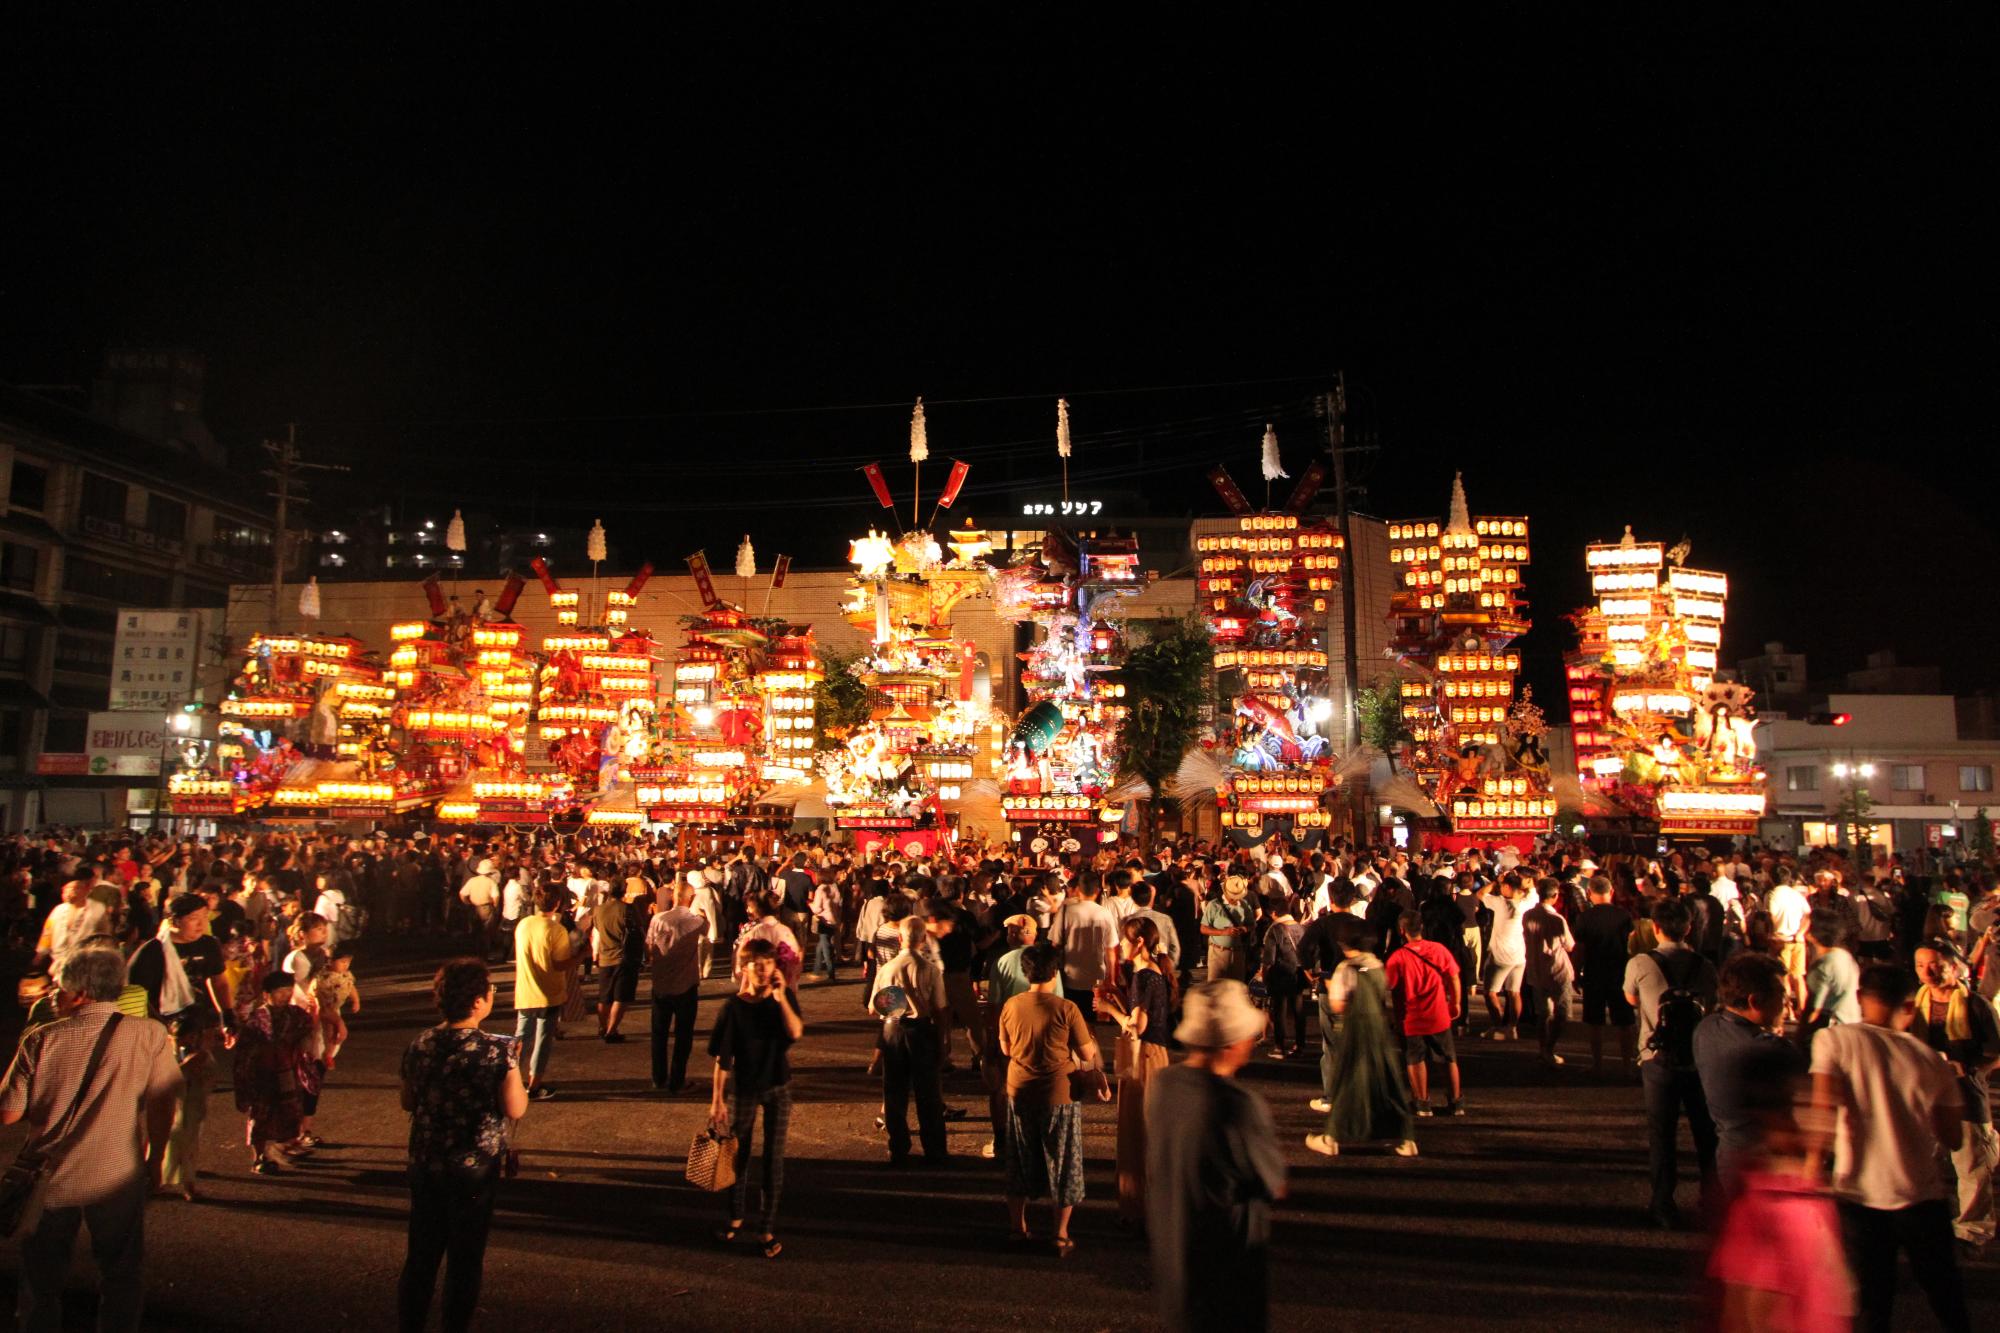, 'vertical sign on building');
109,609,211,712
